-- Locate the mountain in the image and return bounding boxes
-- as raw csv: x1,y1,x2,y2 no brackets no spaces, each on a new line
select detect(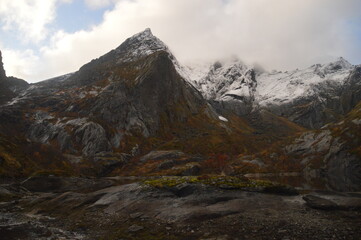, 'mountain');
188,57,360,129
0,29,359,191
0,29,303,177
